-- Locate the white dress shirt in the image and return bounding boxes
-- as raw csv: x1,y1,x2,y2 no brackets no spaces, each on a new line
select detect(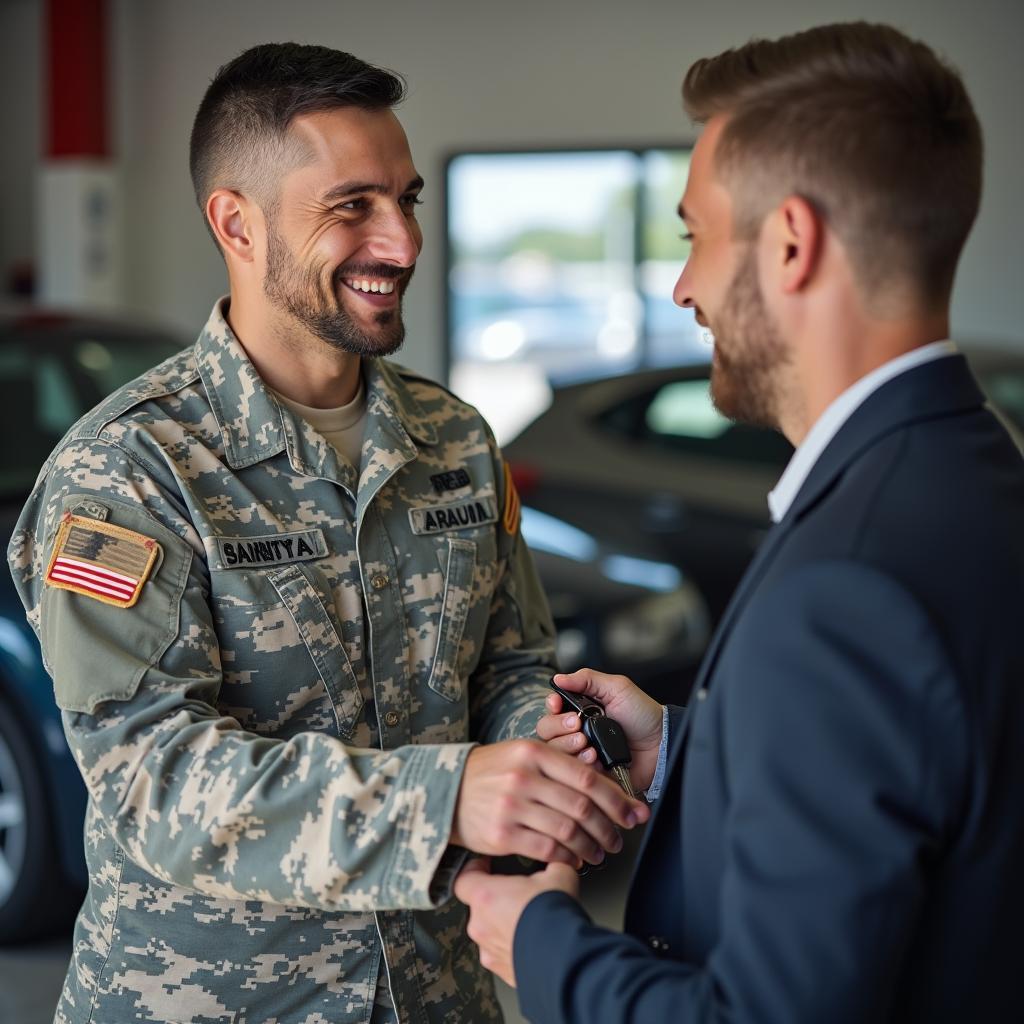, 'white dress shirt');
767,340,957,523
646,340,958,801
